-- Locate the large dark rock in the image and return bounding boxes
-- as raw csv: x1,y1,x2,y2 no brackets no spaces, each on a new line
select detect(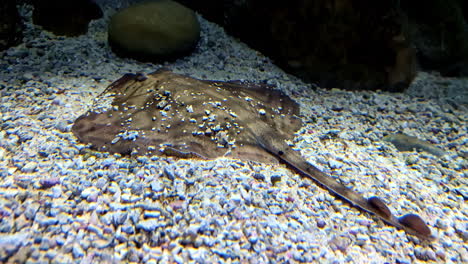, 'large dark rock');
32,0,102,36
401,0,468,76
178,0,415,91
108,0,200,63
0,0,23,51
